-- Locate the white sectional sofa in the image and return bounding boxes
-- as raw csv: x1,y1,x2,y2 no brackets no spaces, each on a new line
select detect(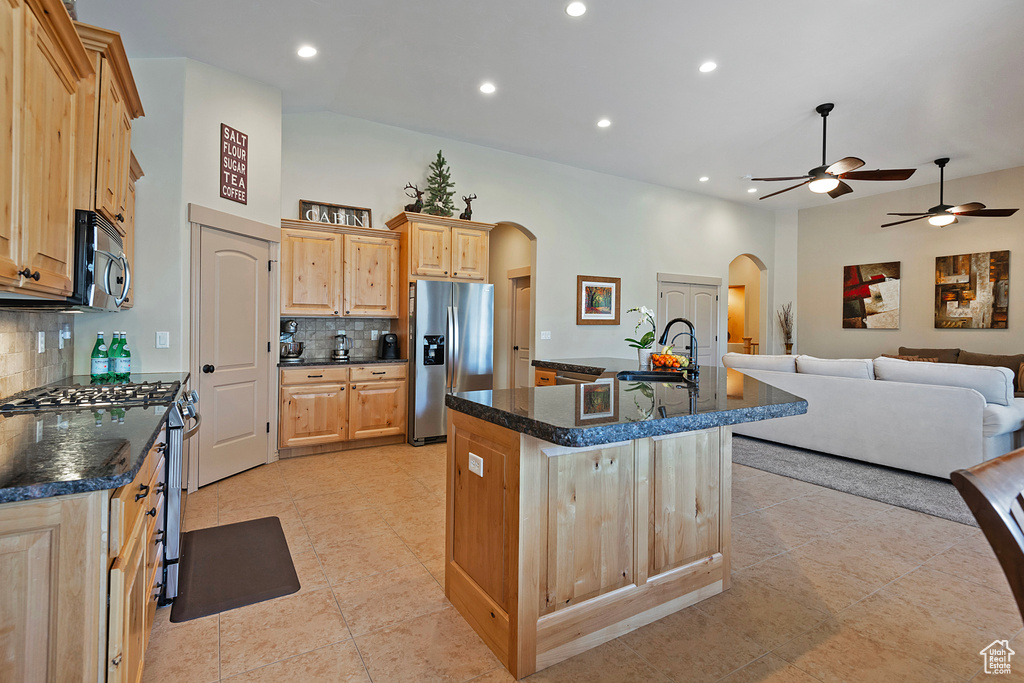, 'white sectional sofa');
722,353,1024,479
